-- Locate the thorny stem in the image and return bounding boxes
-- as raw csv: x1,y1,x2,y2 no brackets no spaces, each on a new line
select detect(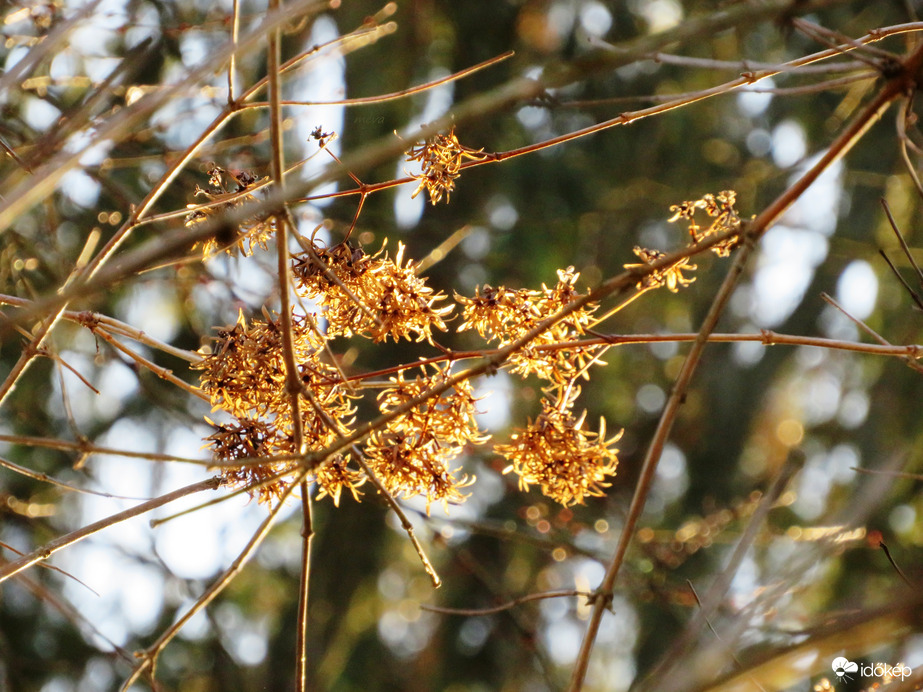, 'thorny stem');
566,36,923,692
